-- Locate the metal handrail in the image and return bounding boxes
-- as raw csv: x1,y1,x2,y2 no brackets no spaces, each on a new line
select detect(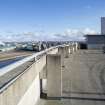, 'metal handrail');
0,44,66,77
